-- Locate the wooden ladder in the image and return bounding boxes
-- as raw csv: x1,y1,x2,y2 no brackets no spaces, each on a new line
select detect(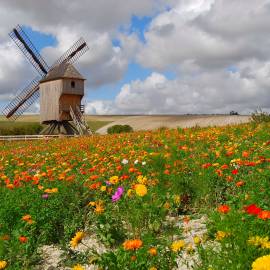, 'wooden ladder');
70,106,92,135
